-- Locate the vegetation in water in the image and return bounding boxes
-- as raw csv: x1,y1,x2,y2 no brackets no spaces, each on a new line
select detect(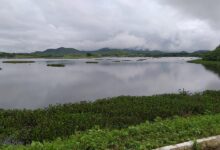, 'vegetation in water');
1,90,220,145
2,61,35,64
47,64,65,67
137,59,147,61
3,113,220,149
85,61,99,64
95,58,104,60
